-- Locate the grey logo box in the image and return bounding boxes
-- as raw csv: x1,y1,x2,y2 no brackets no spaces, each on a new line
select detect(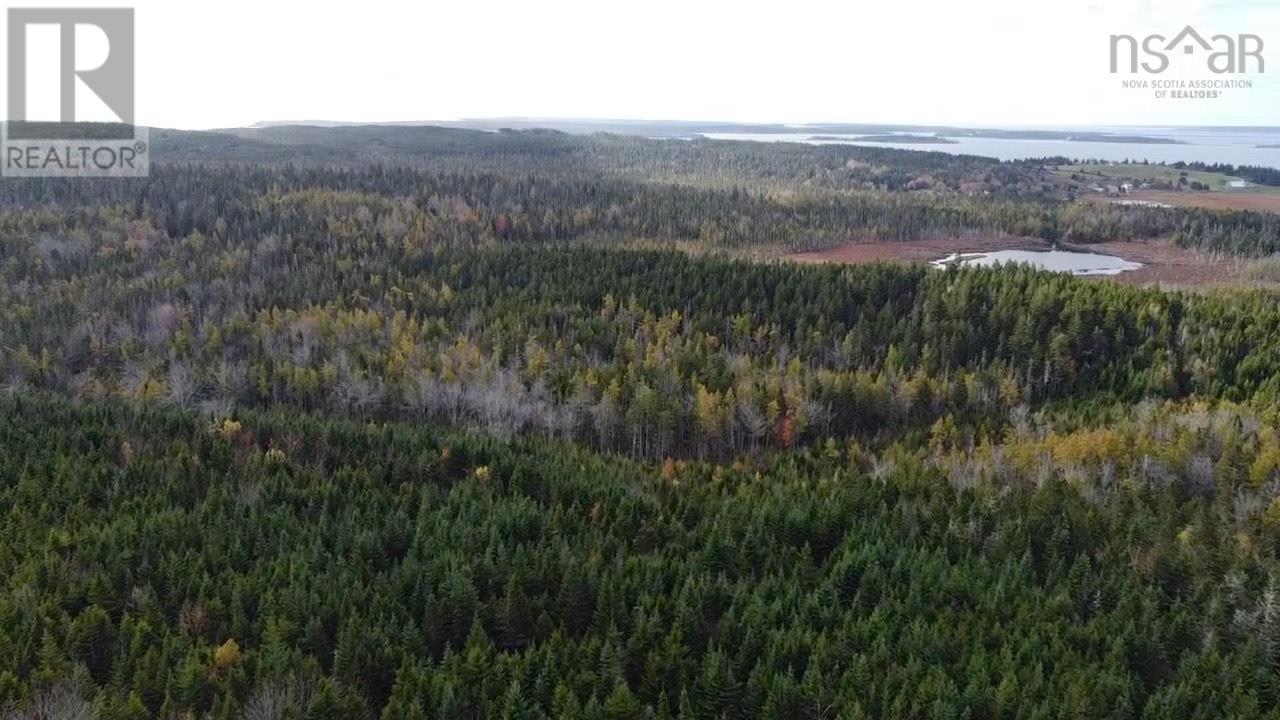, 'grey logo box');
8,7,134,137
4,7,146,176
